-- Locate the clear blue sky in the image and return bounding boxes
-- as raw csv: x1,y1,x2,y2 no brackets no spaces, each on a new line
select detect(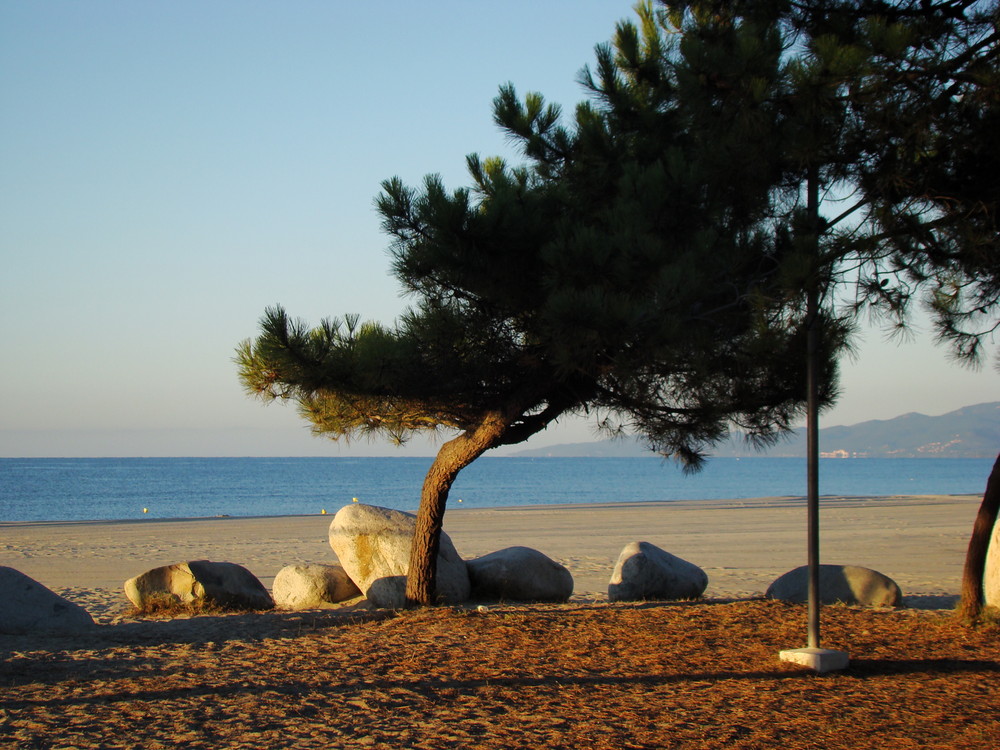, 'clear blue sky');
1,1,996,458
